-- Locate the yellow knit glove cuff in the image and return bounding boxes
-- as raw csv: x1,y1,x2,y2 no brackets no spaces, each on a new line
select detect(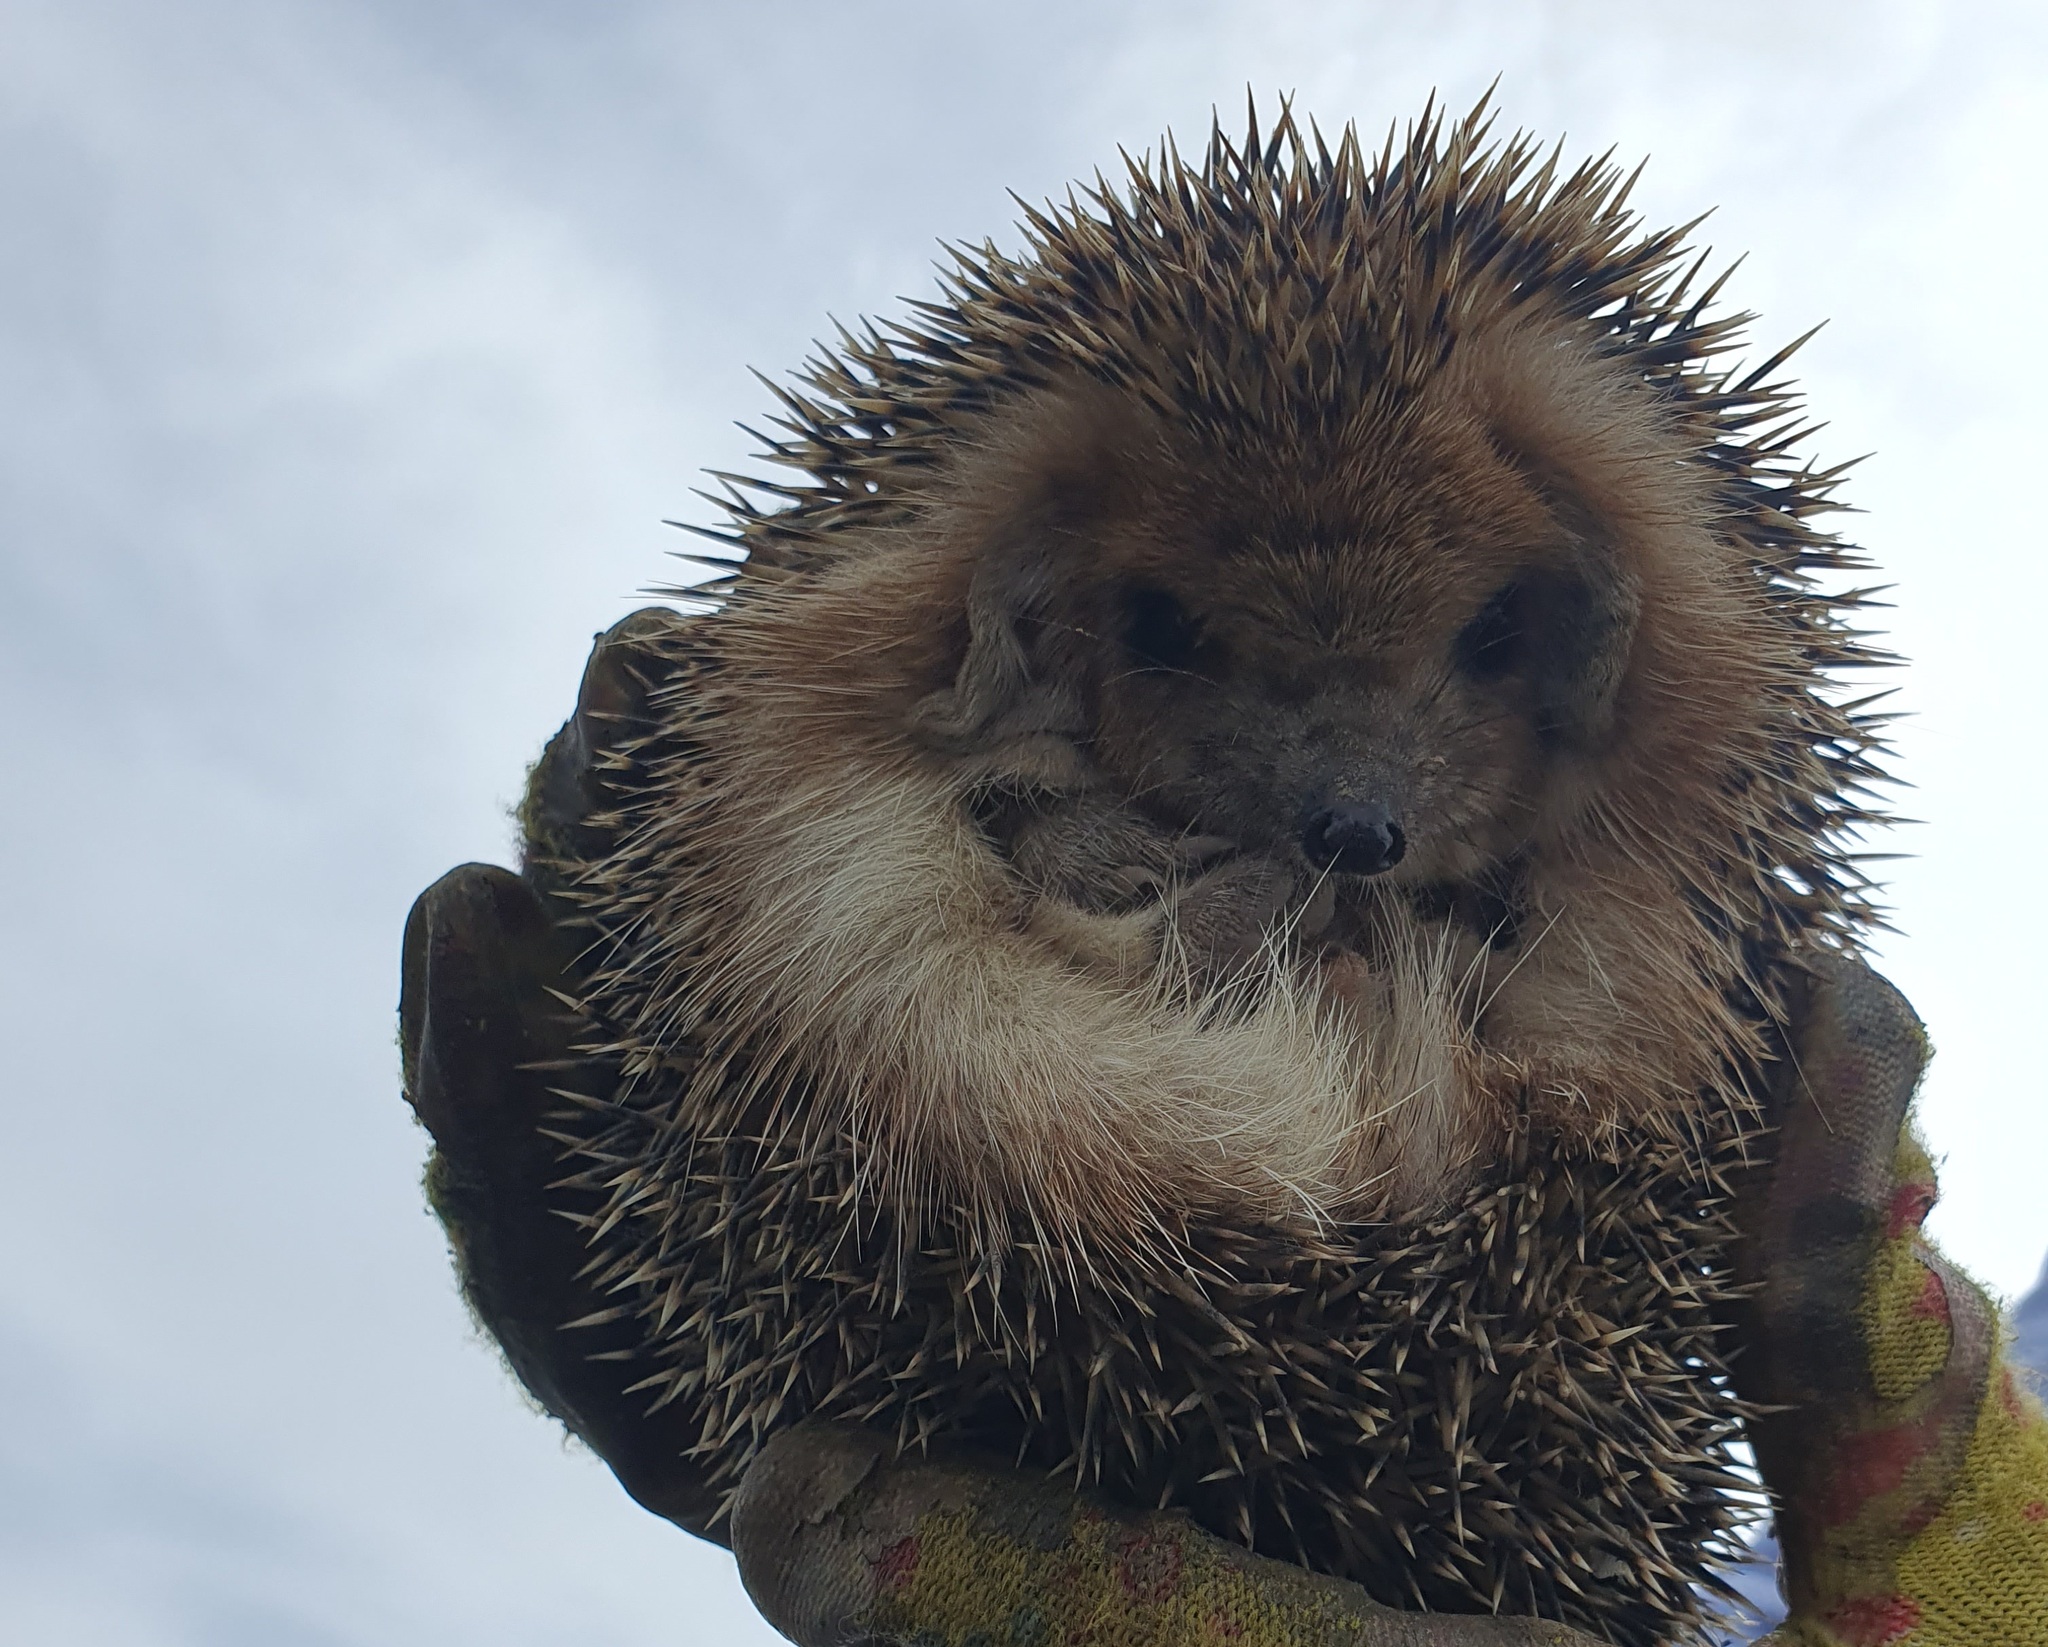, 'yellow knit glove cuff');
1888,1345,2048,1642
1774,1128,2048,1645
